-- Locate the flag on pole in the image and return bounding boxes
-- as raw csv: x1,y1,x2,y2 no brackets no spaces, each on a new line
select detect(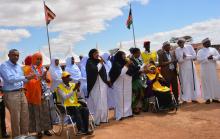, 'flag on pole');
44,3,56,25
126,8,133,29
